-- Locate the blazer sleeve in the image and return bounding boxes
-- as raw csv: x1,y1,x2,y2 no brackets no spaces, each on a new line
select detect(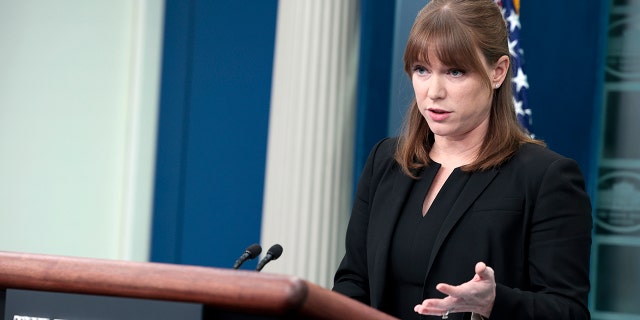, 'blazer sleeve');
490,157,593,319
332,138,390,304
